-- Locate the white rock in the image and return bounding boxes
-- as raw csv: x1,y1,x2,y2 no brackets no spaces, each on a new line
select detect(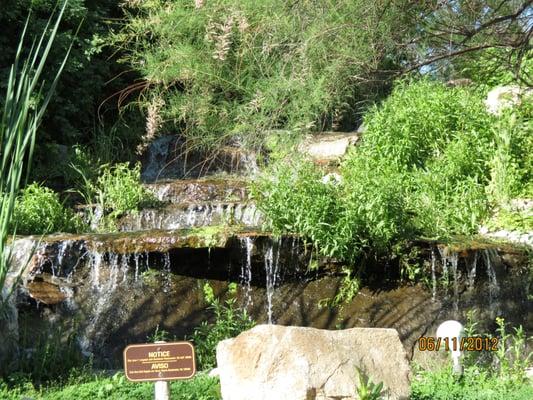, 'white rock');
299,132,359,163
320,172,342,185
484,86,530,115
216,325,411,400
